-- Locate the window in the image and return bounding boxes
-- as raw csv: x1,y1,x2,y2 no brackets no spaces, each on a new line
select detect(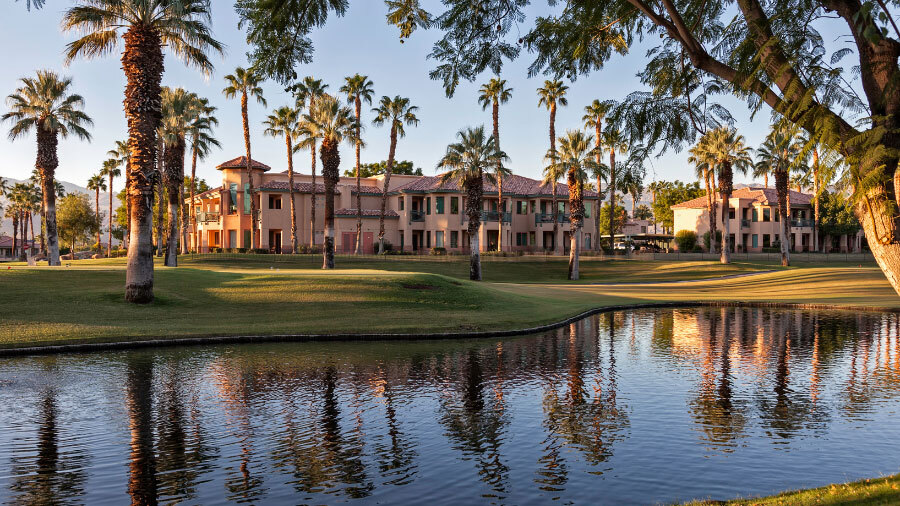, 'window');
752,208,758,222
763,208,771,222
229,230,237,248
763,234,771,247
450,231,459,248
243,230,251,248
436,231,444,248
558,201,566,213
451,197,459,214
399,197,404,211
752,234,759,248
436,197,445,214
516,232,527,246
426,197,431,215
269,195,282,210
400,232,405,250
729,209,736,220
243,184,251,214
775,210,780,222
585,234,592,249
517,201,527,214
229,184,238,214
426,231,431,248
585,202,591,218
530,201,537,213
529,231,535,245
